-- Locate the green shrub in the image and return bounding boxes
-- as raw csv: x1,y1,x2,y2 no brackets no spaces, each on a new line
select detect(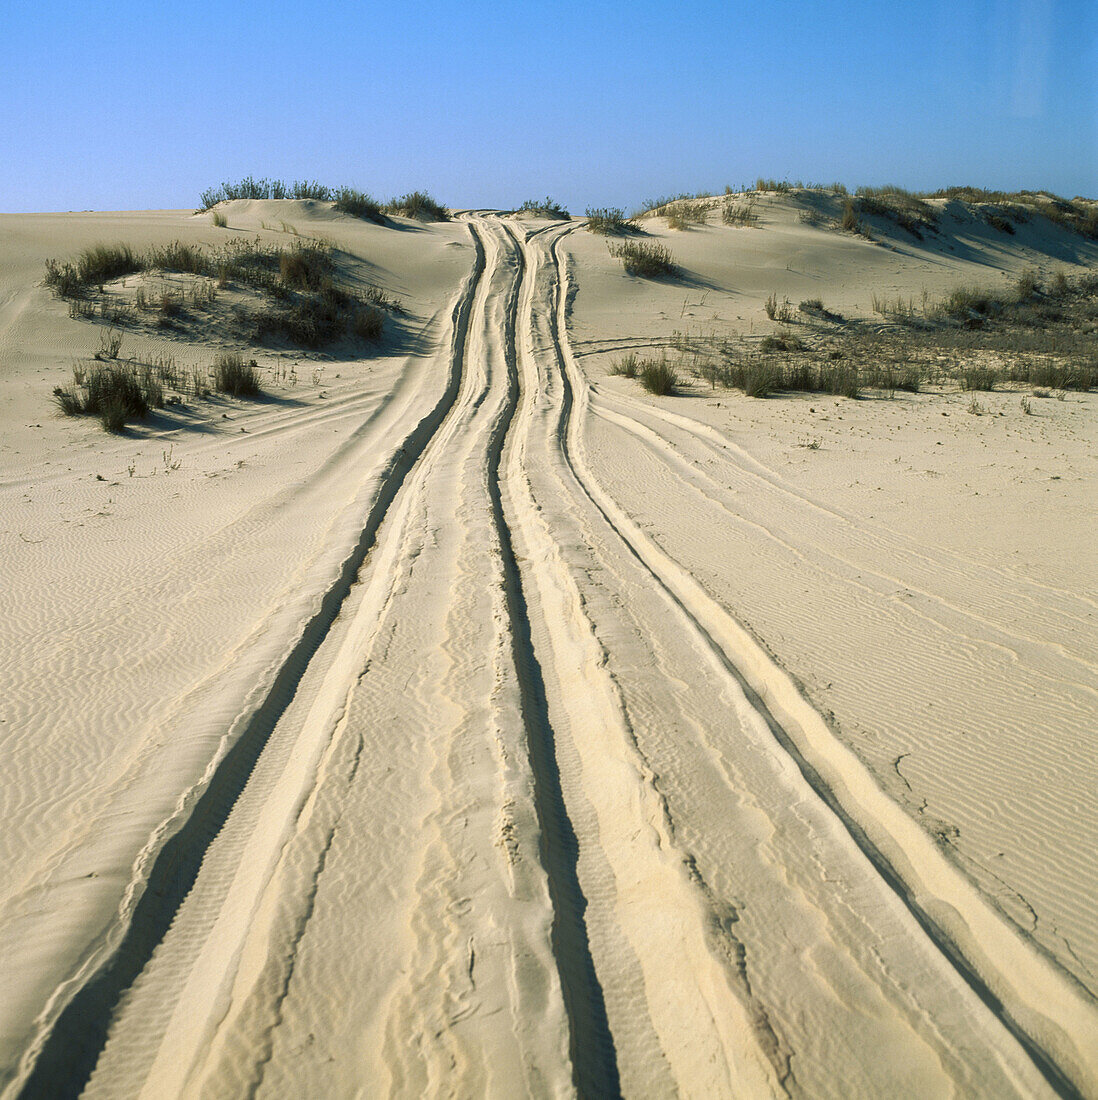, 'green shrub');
608,240,676,277
334,187,384,222
609,353,639,378
519,197,570,219
212,353,262,396
742,363,775,397
586,207,632,234
382,191,448,220
639,358,677,394
959,365,999,391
